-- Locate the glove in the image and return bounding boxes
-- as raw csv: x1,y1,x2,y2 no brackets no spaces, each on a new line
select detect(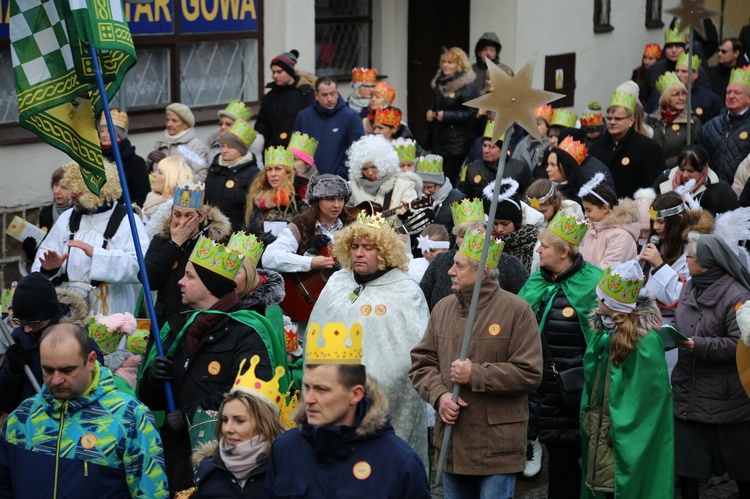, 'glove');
22,237,38,261
147,150,167,165
149,356,174,382
5,343,30,375
166,410,187,433
258,230,277,246
307,234,331,256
